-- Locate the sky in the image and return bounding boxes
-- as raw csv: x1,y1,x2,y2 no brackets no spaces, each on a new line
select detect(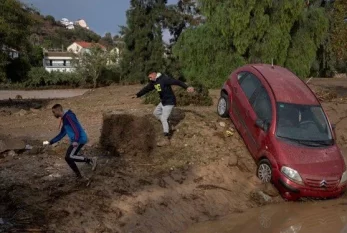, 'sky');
21,0,178,40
